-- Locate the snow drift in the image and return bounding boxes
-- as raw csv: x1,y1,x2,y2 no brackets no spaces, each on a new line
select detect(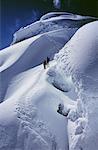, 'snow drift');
55,21,98,150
